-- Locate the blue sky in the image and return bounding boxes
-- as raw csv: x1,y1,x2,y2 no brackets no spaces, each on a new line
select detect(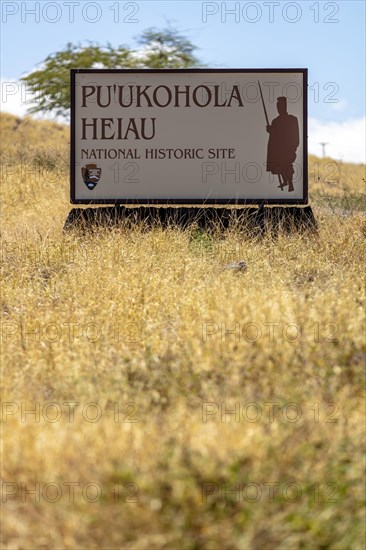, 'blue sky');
1,0,365,161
